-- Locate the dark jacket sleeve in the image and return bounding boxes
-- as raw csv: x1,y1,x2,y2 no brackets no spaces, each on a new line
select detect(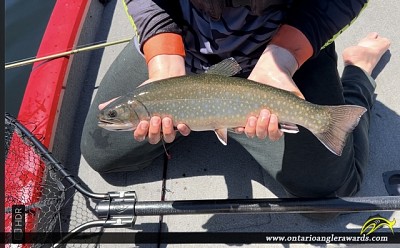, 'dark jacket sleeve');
286,0,368,56
125,0,182,51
